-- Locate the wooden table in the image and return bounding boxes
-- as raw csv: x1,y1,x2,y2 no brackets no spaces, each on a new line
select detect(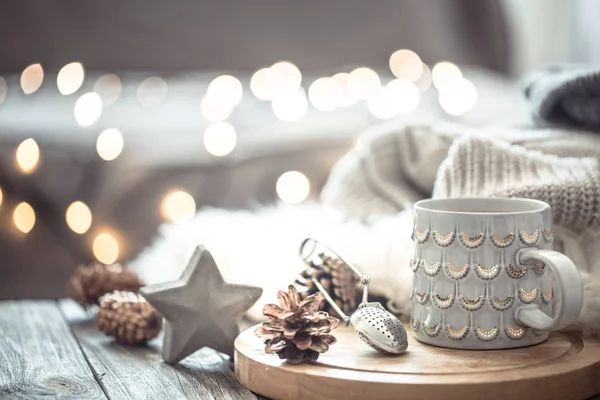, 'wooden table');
0,300,260,399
